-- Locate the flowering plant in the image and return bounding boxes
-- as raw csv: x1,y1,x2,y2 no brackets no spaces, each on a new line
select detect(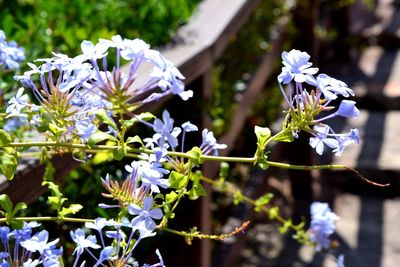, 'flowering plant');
0,31,385,266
